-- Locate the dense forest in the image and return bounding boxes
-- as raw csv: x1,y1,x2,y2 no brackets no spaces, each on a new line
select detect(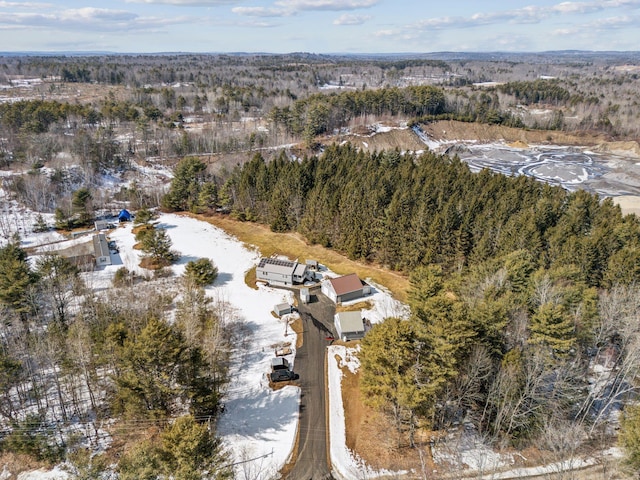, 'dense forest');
215,146,640,289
